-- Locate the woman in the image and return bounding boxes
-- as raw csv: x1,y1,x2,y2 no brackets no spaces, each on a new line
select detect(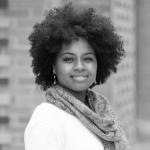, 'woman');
24,2,129,150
